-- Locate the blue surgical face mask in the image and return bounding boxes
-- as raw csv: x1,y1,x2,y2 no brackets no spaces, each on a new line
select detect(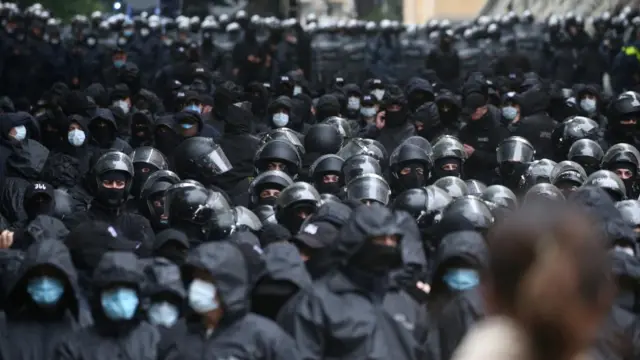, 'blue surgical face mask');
442,268,480,291
184,104,201,114
123,29,134,37
180,123,195,129
148,301,179,328
101,287,139,320
272,113,289,127
113,59,126,69
501,106,518,120
12,125,26,141
580,98,597,114
360,107,377,118
188,279,219,313
68,129,86,147
347,97,361,111
27,276,65,305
